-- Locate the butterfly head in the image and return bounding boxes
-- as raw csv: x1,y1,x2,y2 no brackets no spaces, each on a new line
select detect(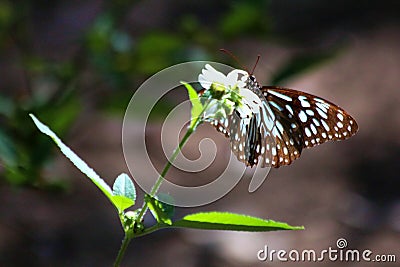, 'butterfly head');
245,74,262,92
248,75,257,83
